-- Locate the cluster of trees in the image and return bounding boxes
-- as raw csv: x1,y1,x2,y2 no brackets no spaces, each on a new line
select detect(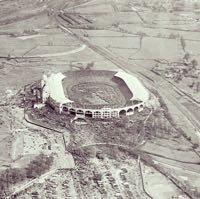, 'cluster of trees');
180,36,186,52
115,117,127,128
118,27,133,35
0,168,25,193
152,4,167,12
182,53,200,91
168,33,180,39
145,111,177,139
150,89,176,127
0,154,53,195
183,53,199,69
150,89,199,143
23,29,38,35
26,154,53,178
